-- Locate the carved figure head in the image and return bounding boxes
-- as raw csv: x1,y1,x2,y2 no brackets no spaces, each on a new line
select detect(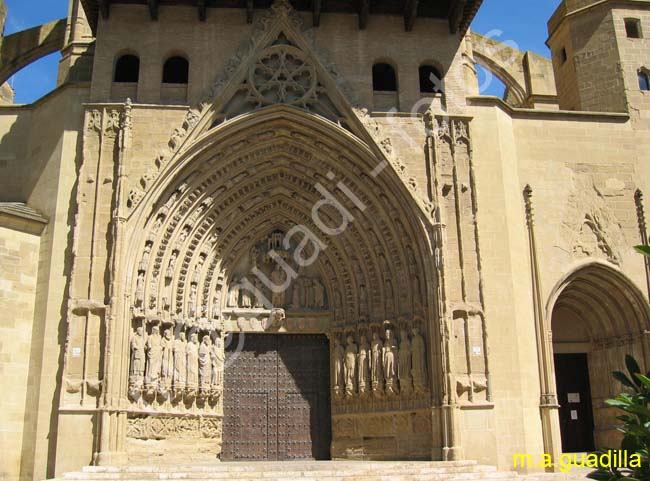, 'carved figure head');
164,328,172,340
